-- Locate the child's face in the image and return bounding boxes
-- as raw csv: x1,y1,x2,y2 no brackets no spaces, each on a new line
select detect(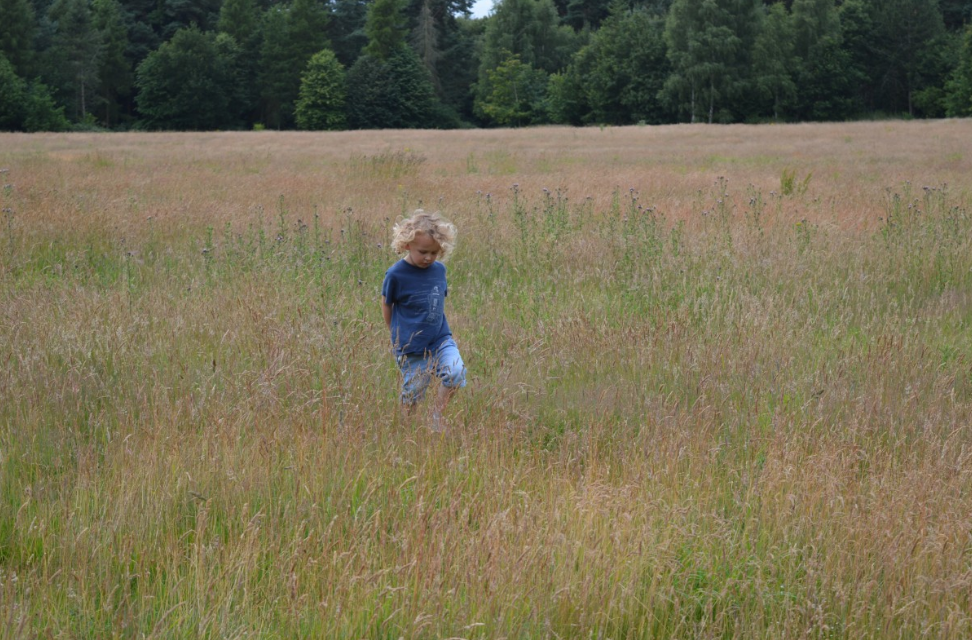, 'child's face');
404,231,441,268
